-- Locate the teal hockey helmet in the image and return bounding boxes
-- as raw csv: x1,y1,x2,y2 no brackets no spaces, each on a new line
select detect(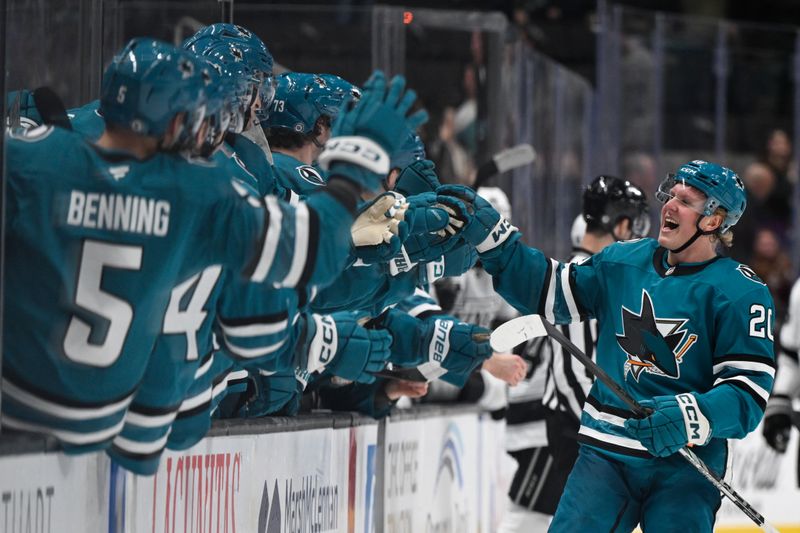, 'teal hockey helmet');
264,72,359,135
656,160,746,233
100,38,206,138
183,24,275,122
